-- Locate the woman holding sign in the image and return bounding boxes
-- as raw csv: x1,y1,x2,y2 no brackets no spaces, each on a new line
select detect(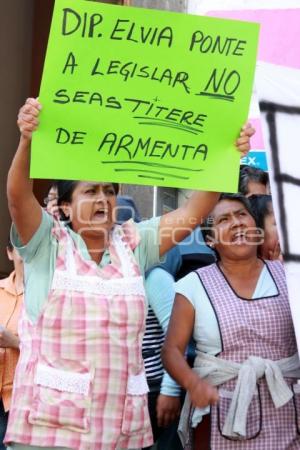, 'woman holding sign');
5,98,253,450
